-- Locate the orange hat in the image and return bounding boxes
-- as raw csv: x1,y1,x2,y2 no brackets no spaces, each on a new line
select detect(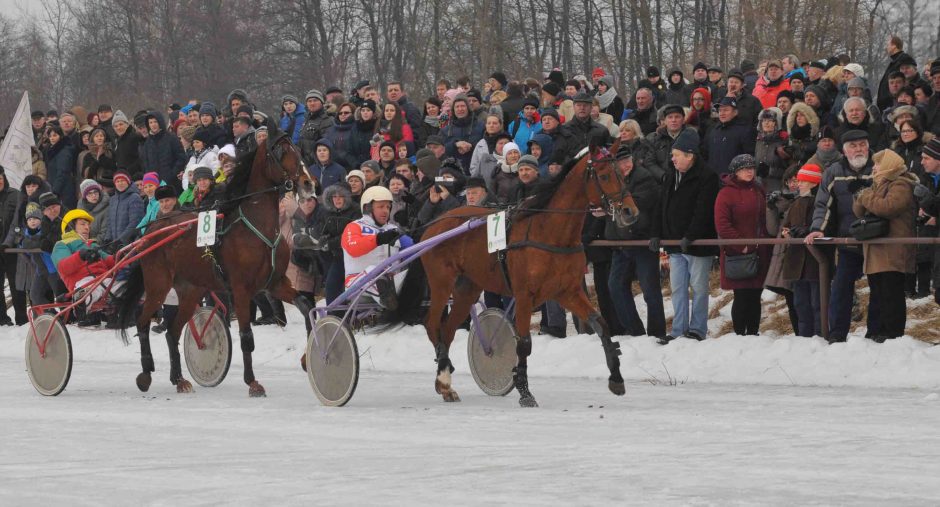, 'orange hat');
797,164,823,184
